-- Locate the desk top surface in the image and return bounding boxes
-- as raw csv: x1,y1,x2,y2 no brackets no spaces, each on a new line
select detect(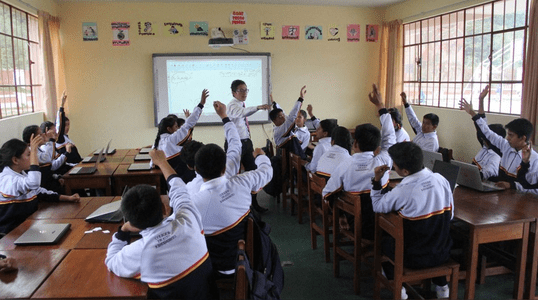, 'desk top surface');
113,163,162,176
29,197,115,220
